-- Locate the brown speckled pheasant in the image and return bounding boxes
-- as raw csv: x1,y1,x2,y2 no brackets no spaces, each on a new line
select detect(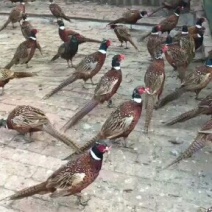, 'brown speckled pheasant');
2,143,110,204
0,69,37,95
63,86,149,160
147,25,163,58
51,34,81,68
109,24,138,50
49,0,70,22
43,39,111,99
162,118,212,170
0,105,81,152
0,0,25,31
155,58,212,109
62,54,125,131
4,29,41,69
163,35,189,82
166,93,212,126
108,10,147,29
144,49,165,133
57,20,101,44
